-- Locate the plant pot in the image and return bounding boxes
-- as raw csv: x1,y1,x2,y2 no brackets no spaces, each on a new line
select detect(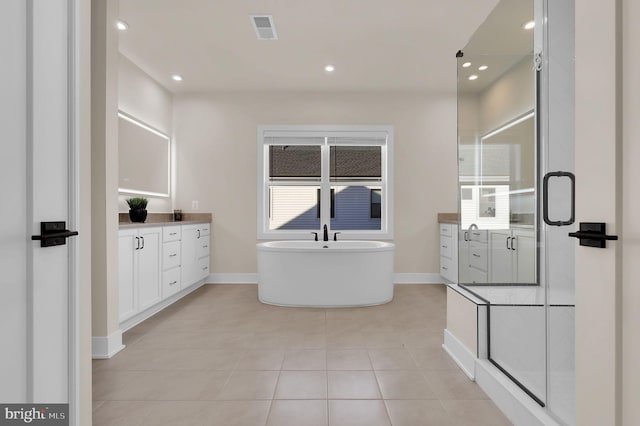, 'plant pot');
129,208,148,223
